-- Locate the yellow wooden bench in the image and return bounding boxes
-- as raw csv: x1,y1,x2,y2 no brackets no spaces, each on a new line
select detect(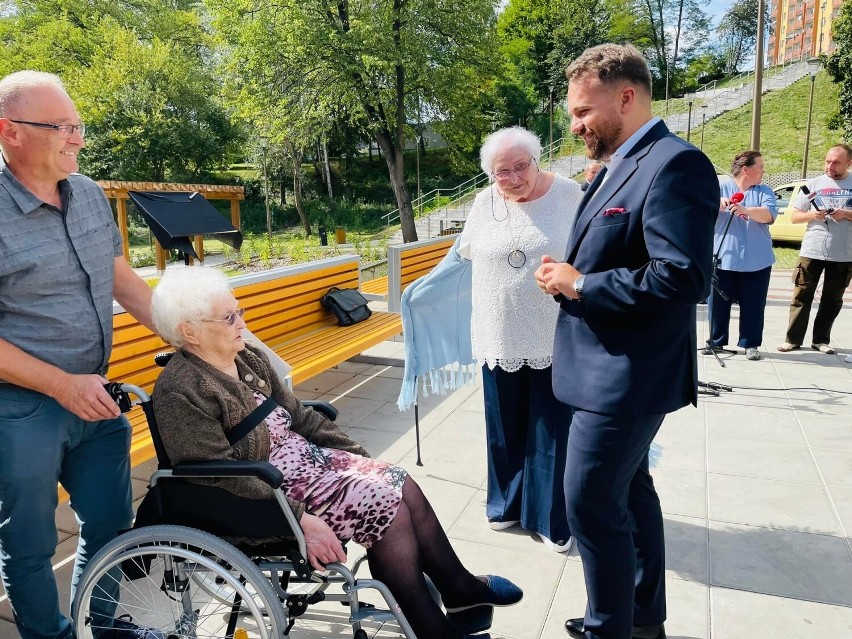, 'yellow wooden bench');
102,255,400,477
360,275,390,301
233,255,401,384
387,236,457,312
